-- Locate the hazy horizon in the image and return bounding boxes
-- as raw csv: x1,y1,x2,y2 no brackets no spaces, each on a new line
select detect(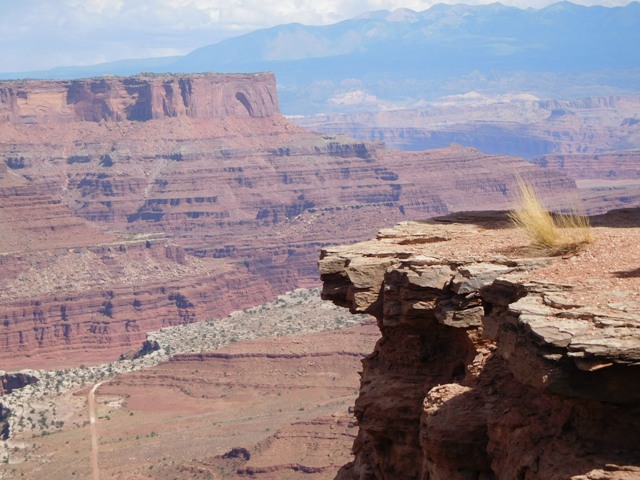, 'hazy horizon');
1,0,636,74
